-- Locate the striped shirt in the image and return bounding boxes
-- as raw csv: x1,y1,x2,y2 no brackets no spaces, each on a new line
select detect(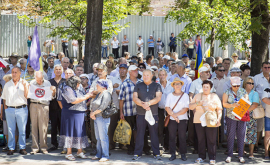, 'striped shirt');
118,78,142,116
